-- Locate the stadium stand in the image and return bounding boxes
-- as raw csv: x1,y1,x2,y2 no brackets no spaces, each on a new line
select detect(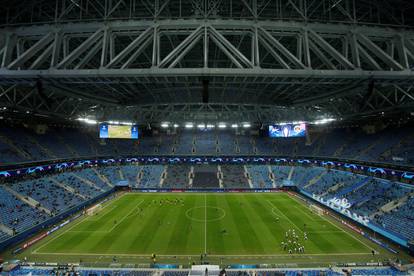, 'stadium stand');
376,197,414,241
195,131,217,154
119,165,141,186
95,166,123,185
220,165,250,188
10,178,83,215
138,165,164,188
0,186,48,239
270,166,291,187
75,168,112,191
246,165,273,188
163,165,191,188
1,126,414,165
53,173,102,199
192,165,220,188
